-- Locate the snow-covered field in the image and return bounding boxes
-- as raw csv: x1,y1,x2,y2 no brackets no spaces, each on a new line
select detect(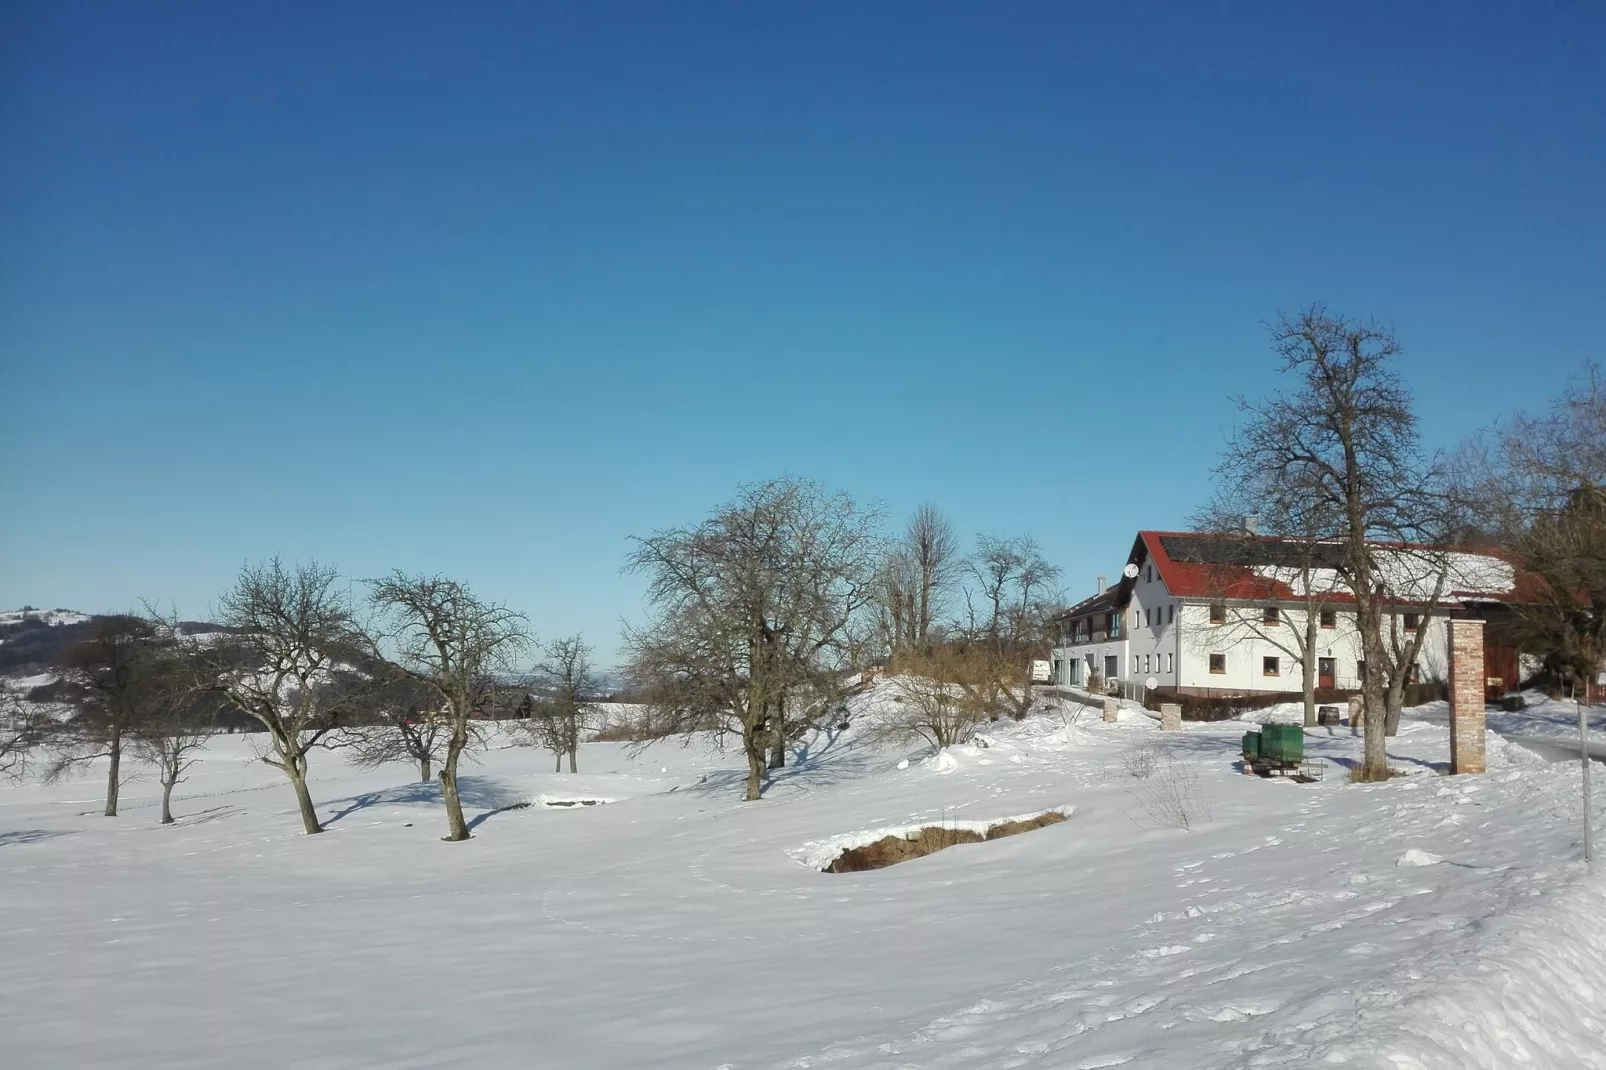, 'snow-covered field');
3,686,1604,1069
